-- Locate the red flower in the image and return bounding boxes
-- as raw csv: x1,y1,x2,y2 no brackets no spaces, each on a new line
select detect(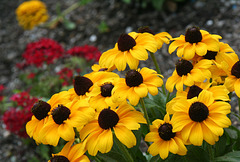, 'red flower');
22,38,64,67
0,84,4,102
57,67,75,86
66,45,101,62
2,107,33,138
27,72,35,79
3,92,38,138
